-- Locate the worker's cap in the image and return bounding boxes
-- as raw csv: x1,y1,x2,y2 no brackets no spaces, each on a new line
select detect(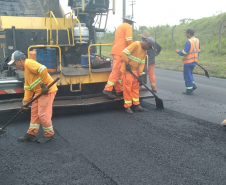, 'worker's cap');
185,28,194,35
122,15,136,23
138,30,150,38
8,50,26,65
143,37,155,50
